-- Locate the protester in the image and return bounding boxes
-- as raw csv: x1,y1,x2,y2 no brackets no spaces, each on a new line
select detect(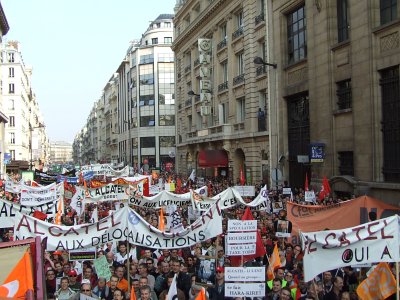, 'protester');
54,277,76,300
93,277,110,299
159,272,185,300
